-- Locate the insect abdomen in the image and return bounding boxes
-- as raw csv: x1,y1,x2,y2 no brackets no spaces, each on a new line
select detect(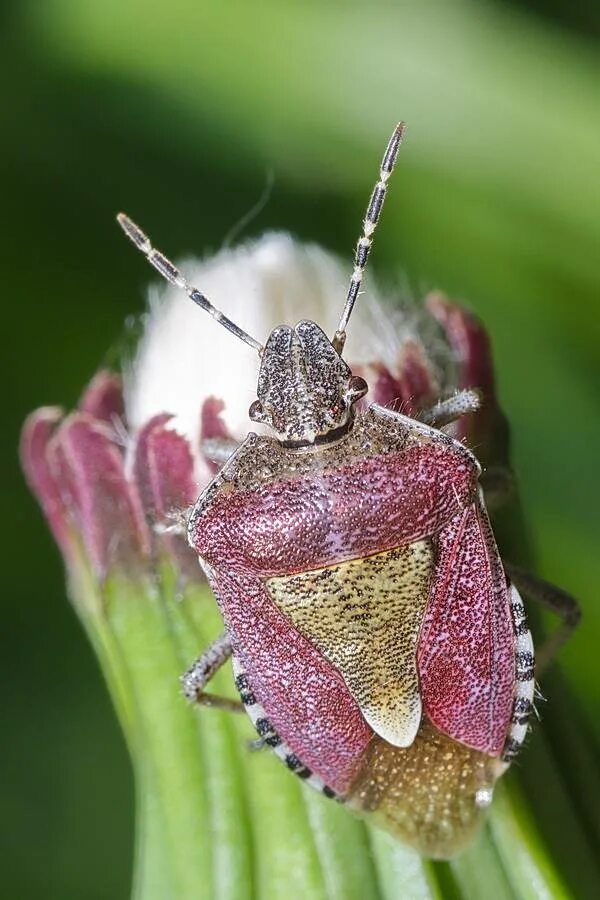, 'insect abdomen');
234,659,503,859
